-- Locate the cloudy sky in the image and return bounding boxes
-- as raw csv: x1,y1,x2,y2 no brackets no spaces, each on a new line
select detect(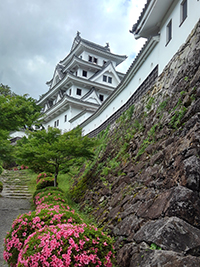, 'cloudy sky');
0,0,146,100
